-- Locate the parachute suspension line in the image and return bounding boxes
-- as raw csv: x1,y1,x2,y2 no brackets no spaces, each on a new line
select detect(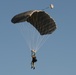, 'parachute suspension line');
24,24,34,50
25,24,37,51
36,35,50,51
19,24,31,50
27,24,36,50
